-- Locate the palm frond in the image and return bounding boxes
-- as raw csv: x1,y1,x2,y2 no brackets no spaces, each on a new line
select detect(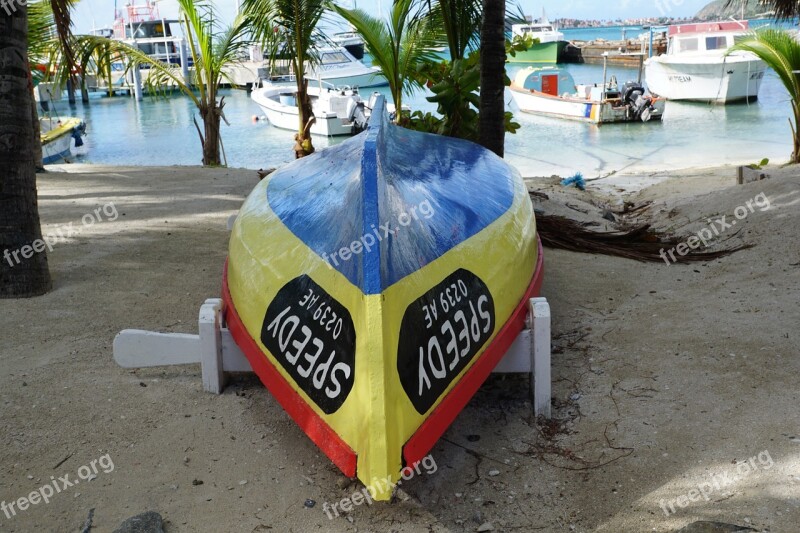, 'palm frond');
730,28,800,162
